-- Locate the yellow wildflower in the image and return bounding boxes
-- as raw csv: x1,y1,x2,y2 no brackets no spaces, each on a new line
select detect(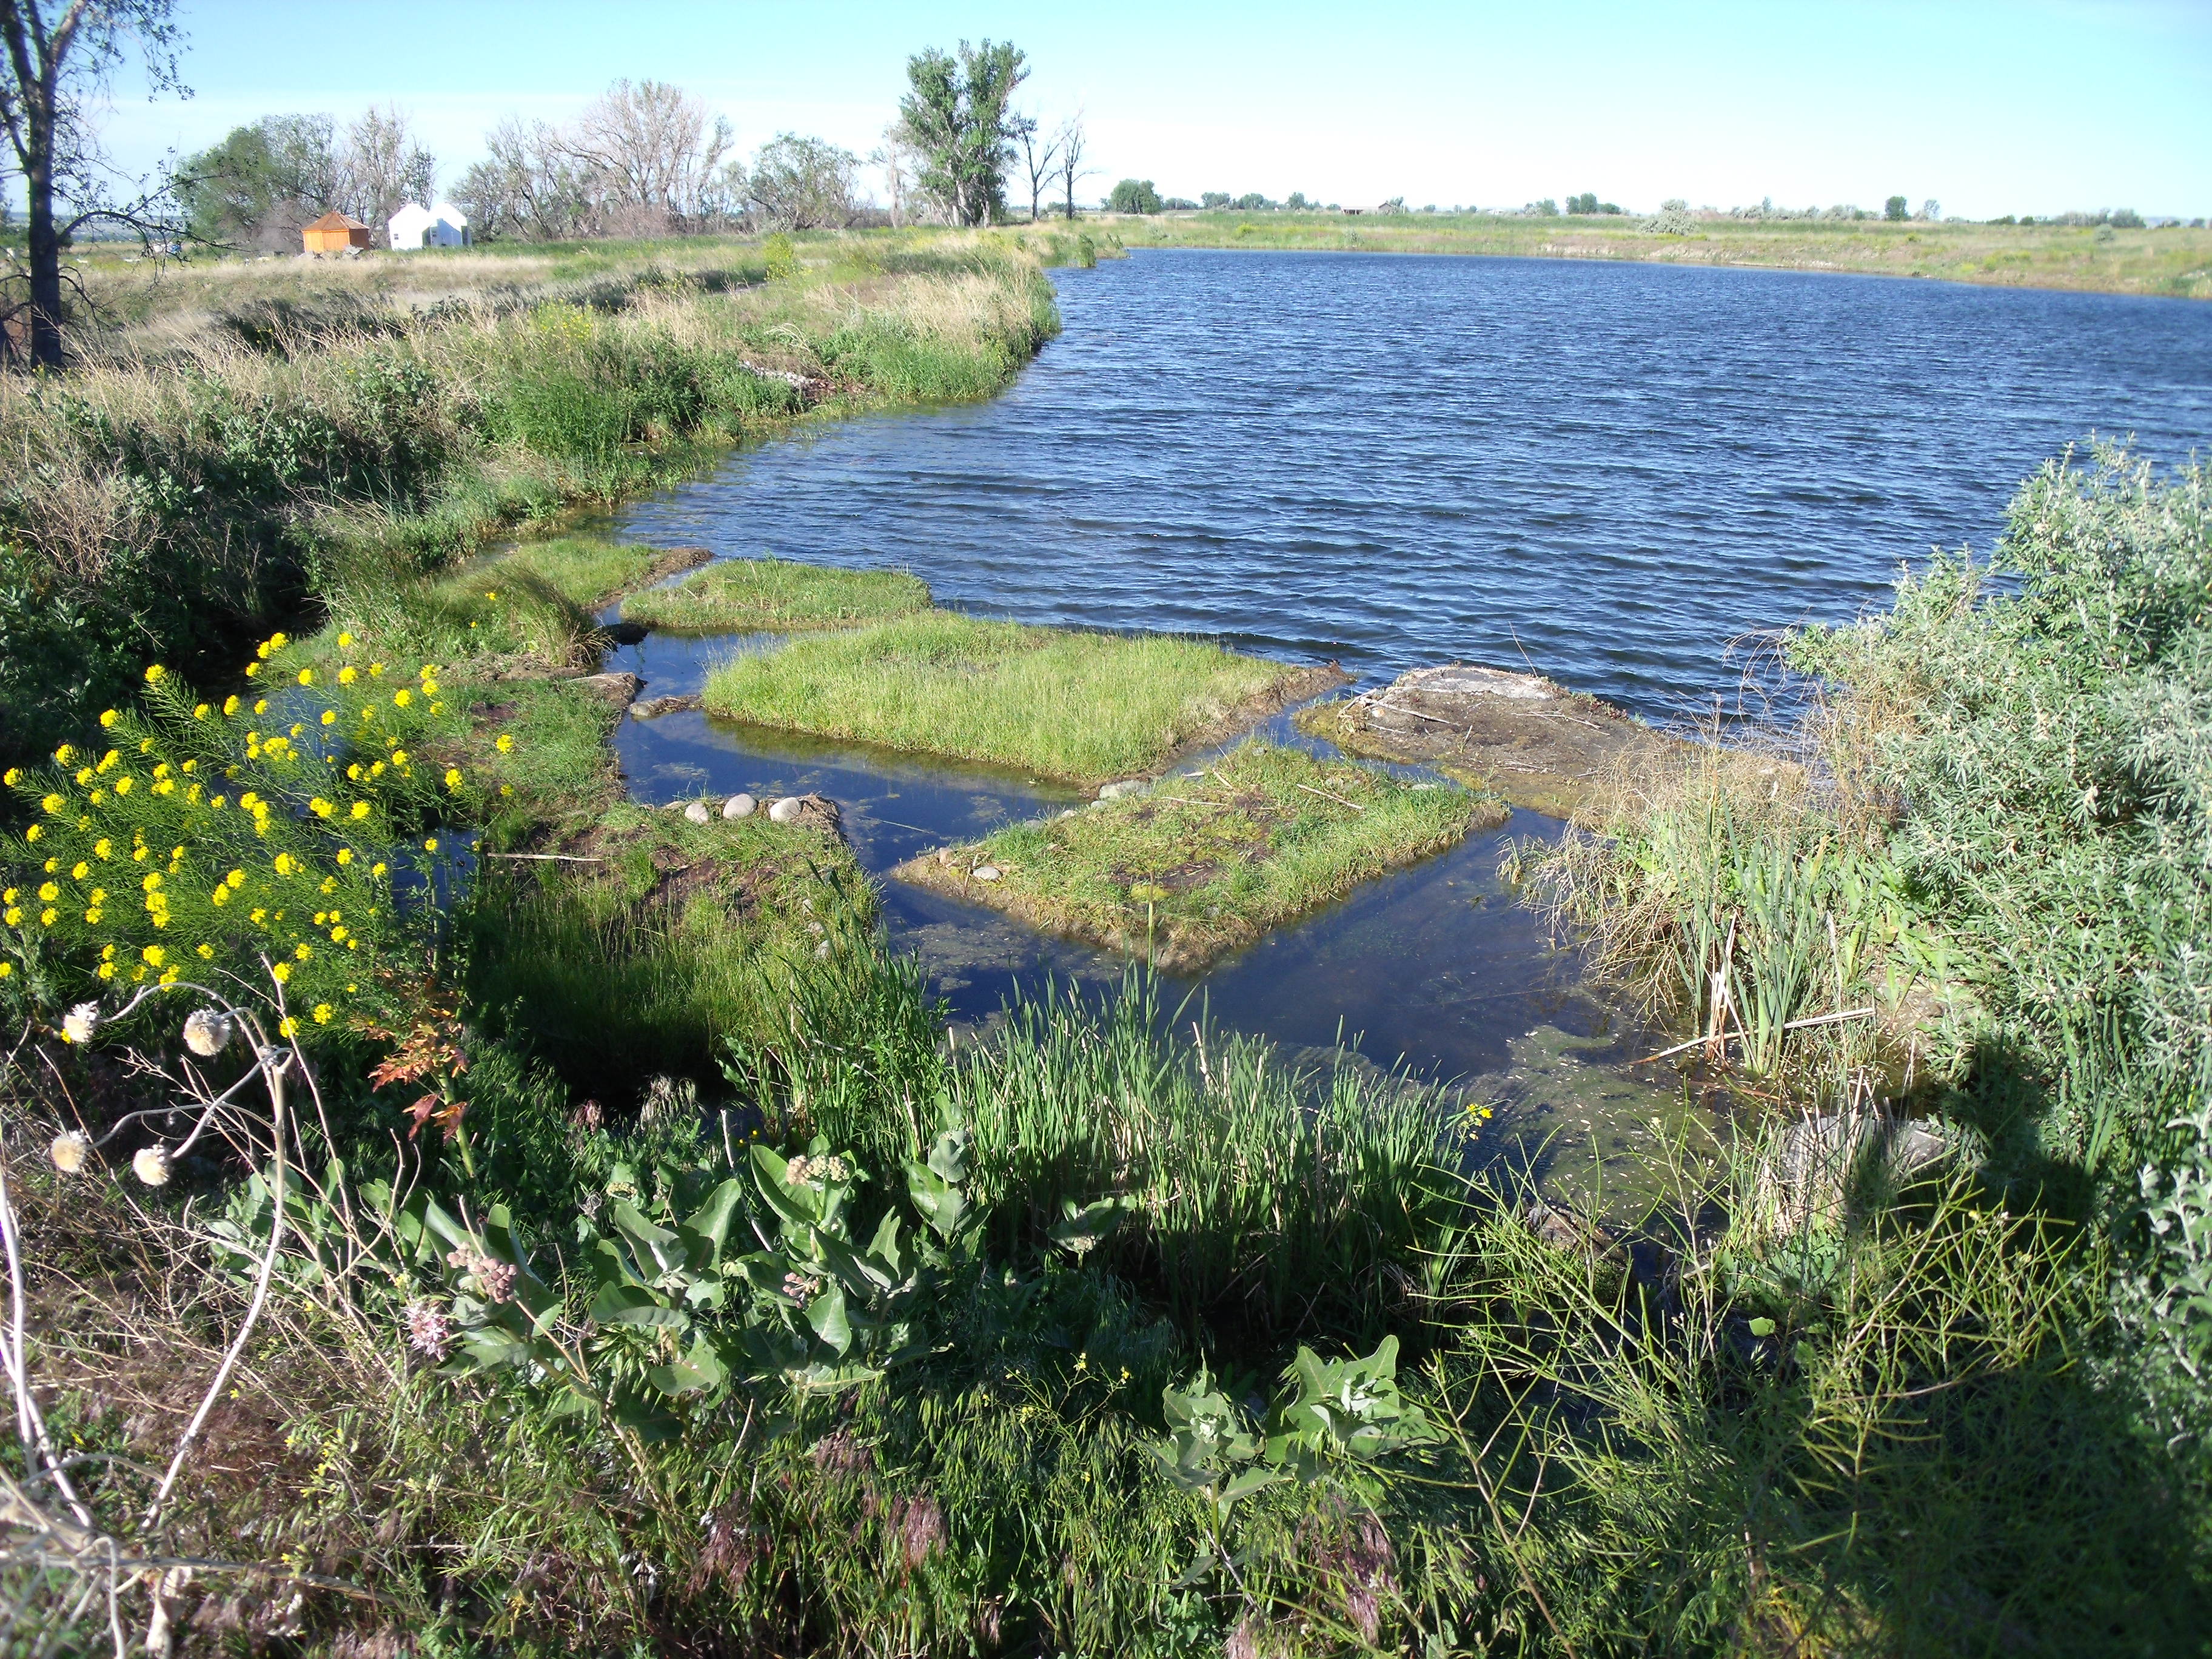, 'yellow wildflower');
224,695,241,716
141,945,164,967
444,768,463,789
392,688,413,708
338,631,354,648
41,794,63,815
321,709,337,726
144,665,166,683
336,848,354,865
294,943,312,960
495,734,515,753
350,801,370,819
338,666,357,685
272,962,291,984
99,709,118,728
313,1004,333,1024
